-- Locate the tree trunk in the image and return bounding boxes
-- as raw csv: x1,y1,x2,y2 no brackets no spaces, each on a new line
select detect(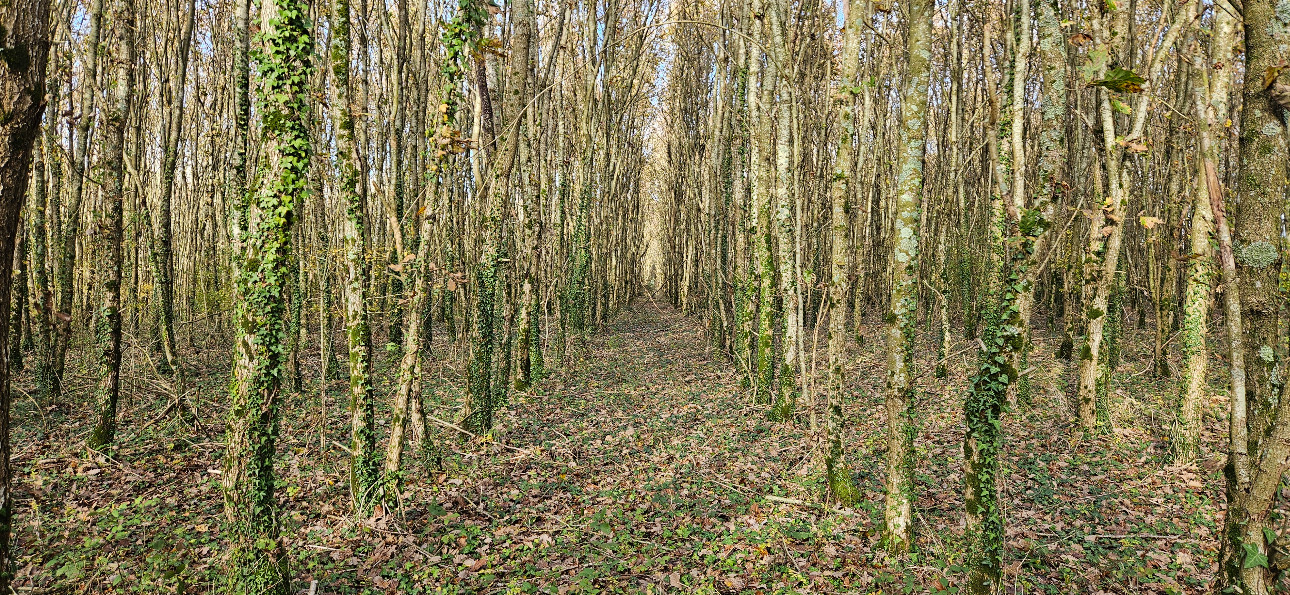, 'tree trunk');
1174,7,1234,462
1215,0,1290,589
51,0,103,404
884,0,931,551
85,0,132,450
8,228,25,374
0,0,52,588
768,0,798,421
824,0,866,507
331,0,377,509
220,0,311,589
